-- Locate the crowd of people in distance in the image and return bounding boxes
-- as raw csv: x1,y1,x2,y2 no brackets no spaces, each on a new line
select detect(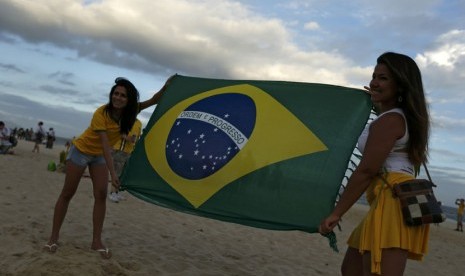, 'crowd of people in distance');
0,120,57,155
